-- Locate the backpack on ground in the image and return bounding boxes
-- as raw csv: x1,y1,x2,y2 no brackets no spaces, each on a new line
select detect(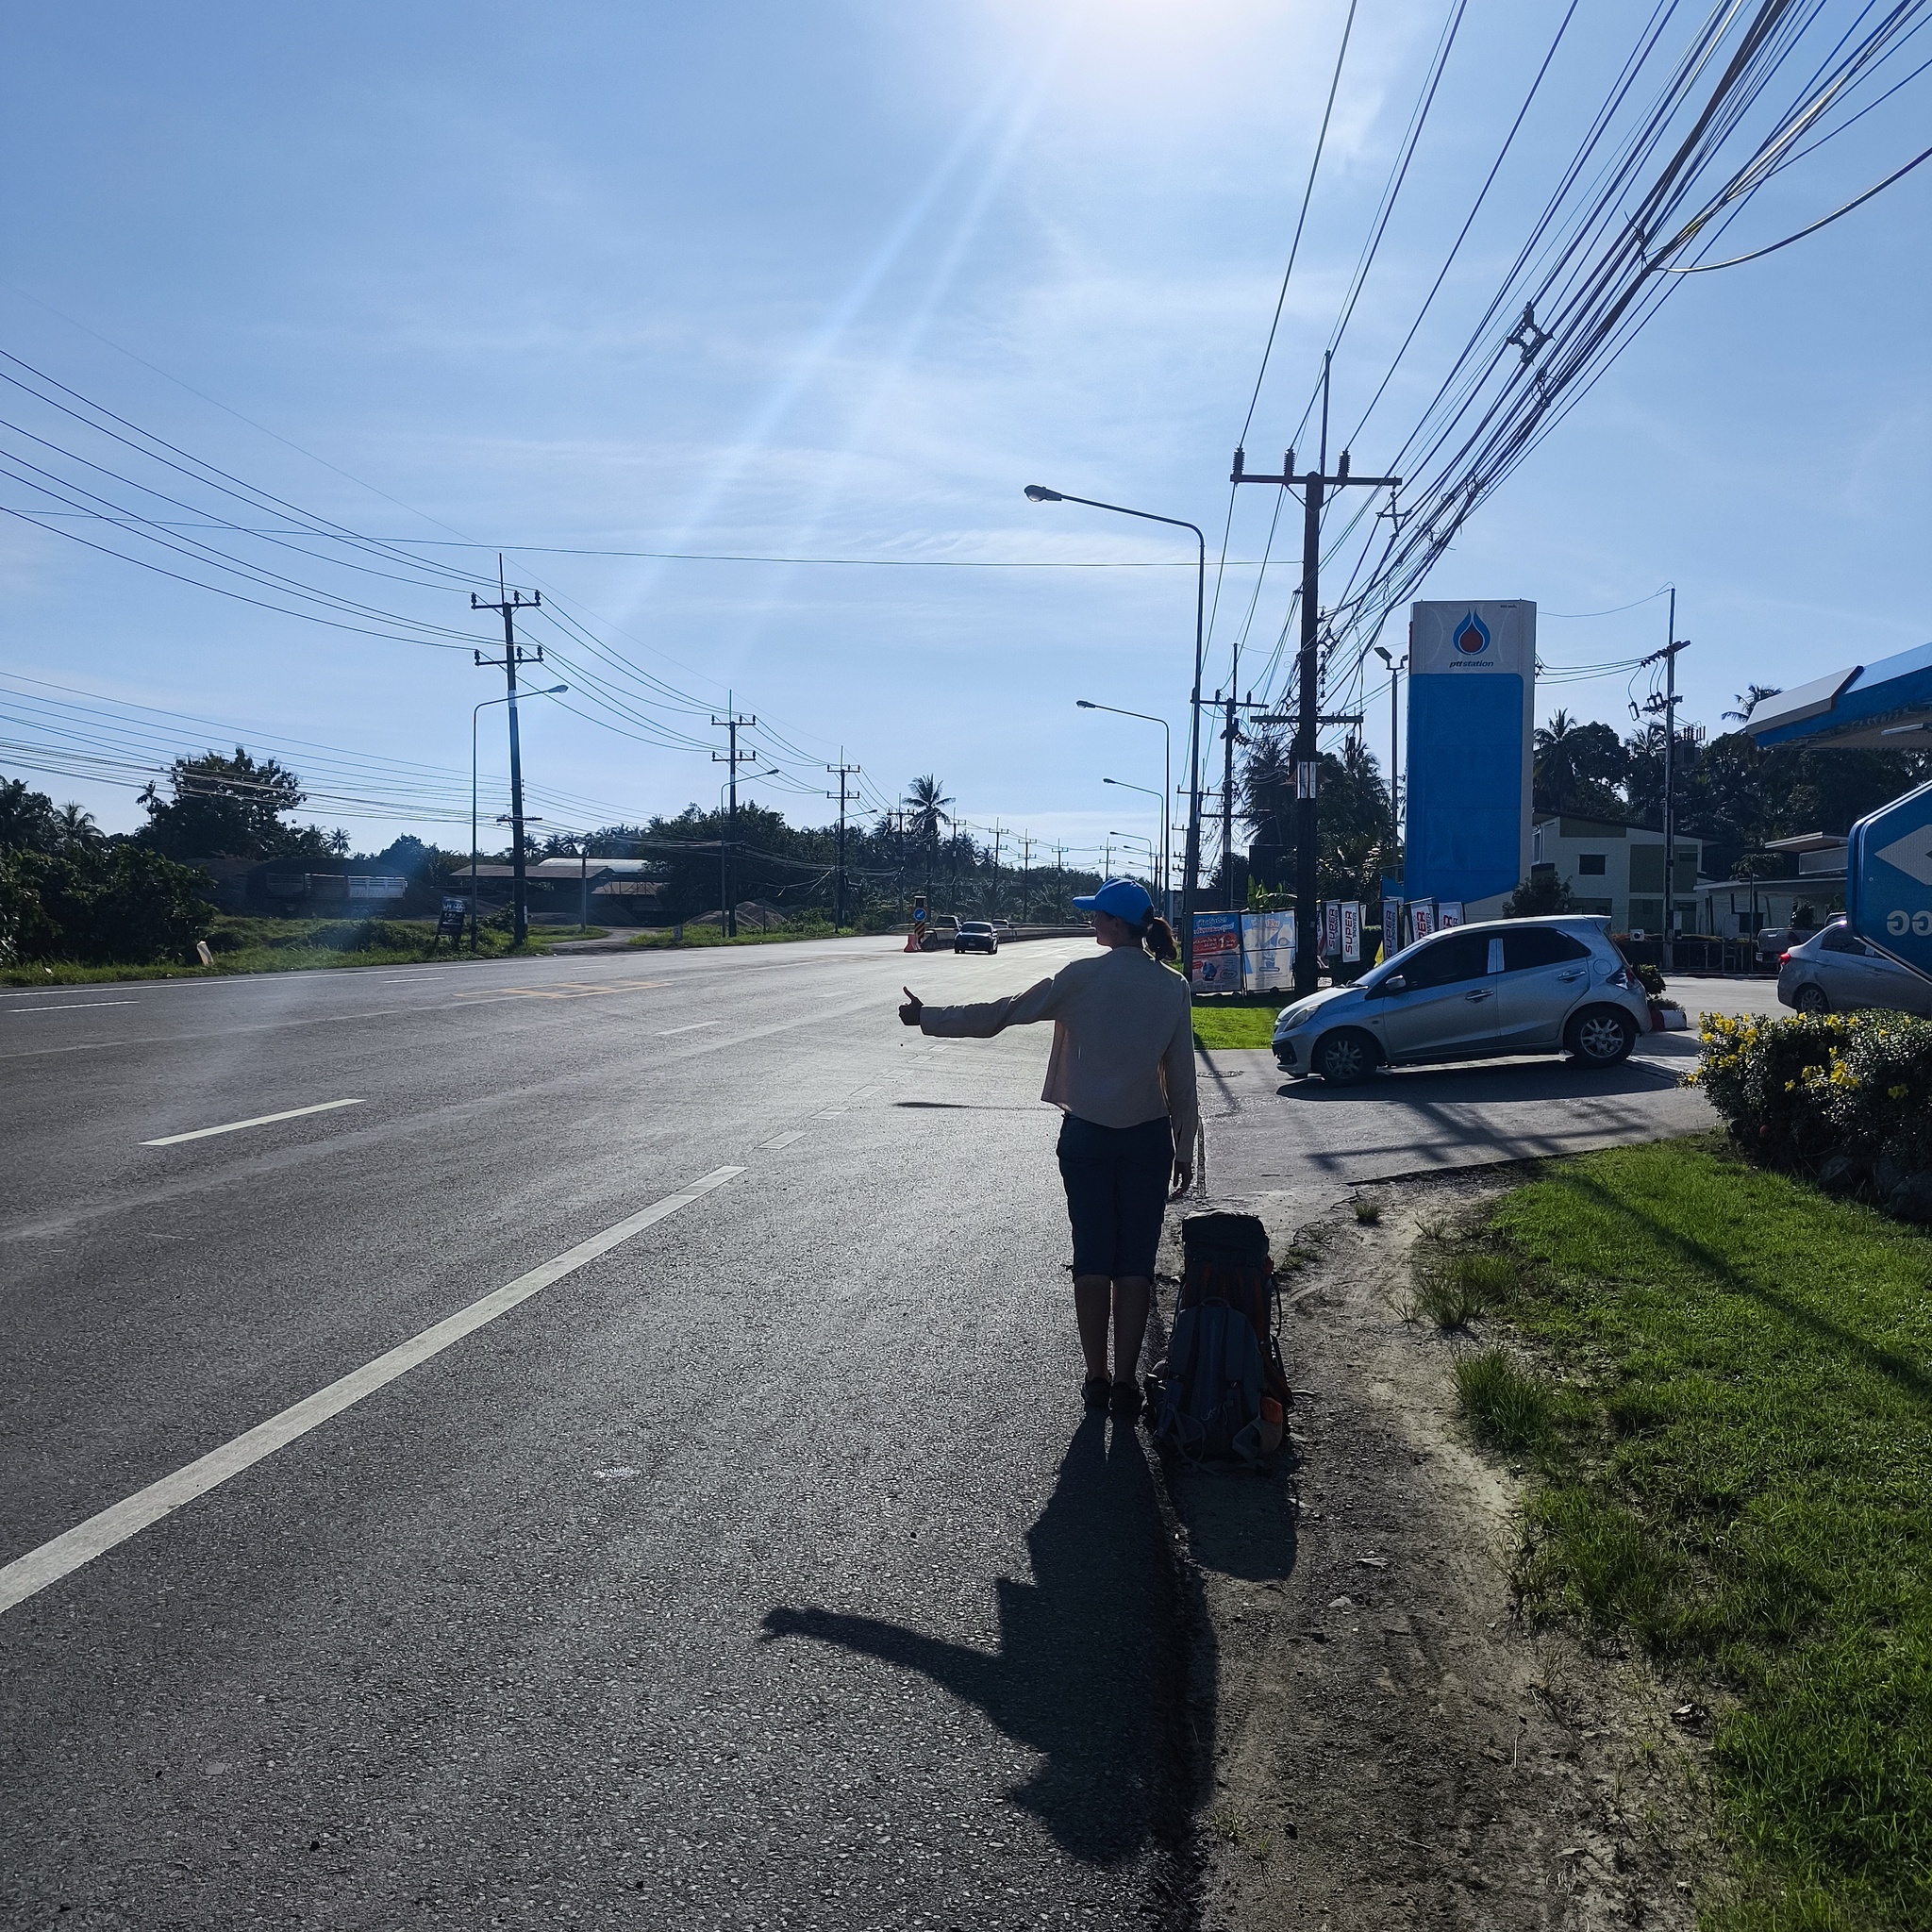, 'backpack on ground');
1176,1212,1291,1407
1153,1297,1268,1463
